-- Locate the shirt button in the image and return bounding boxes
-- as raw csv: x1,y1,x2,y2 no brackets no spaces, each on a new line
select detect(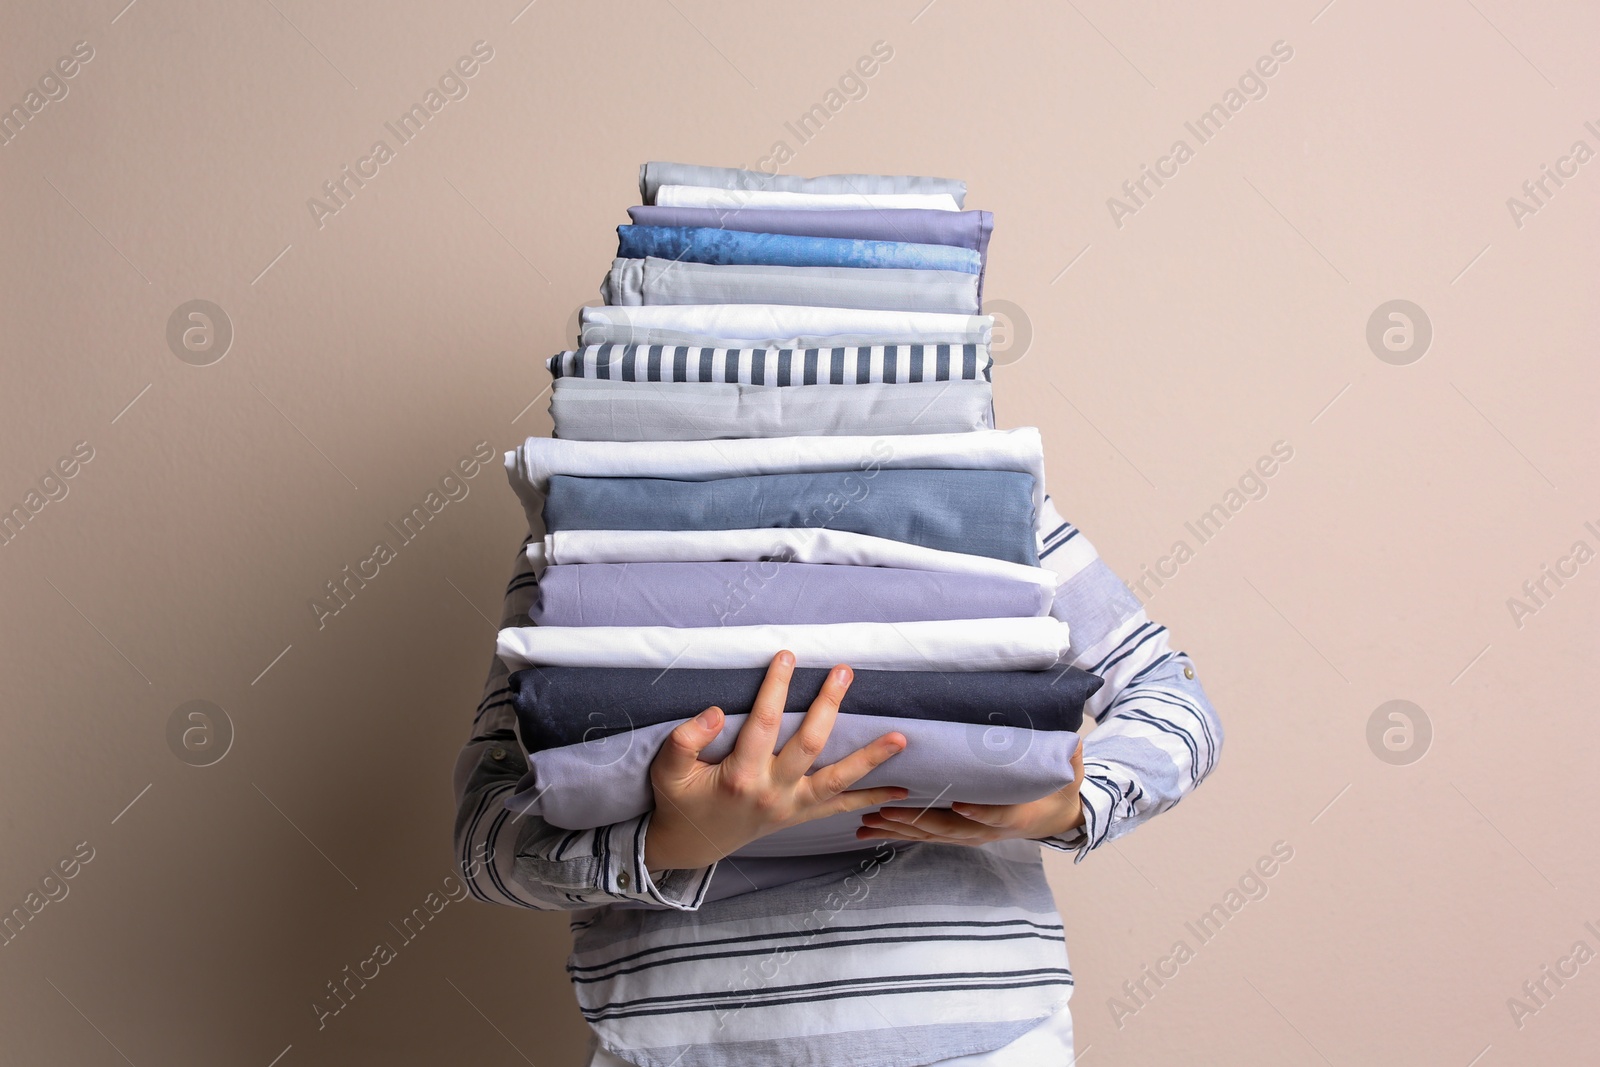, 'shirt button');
1183,666,1195,680
489,746,508,762
617,870,631,890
